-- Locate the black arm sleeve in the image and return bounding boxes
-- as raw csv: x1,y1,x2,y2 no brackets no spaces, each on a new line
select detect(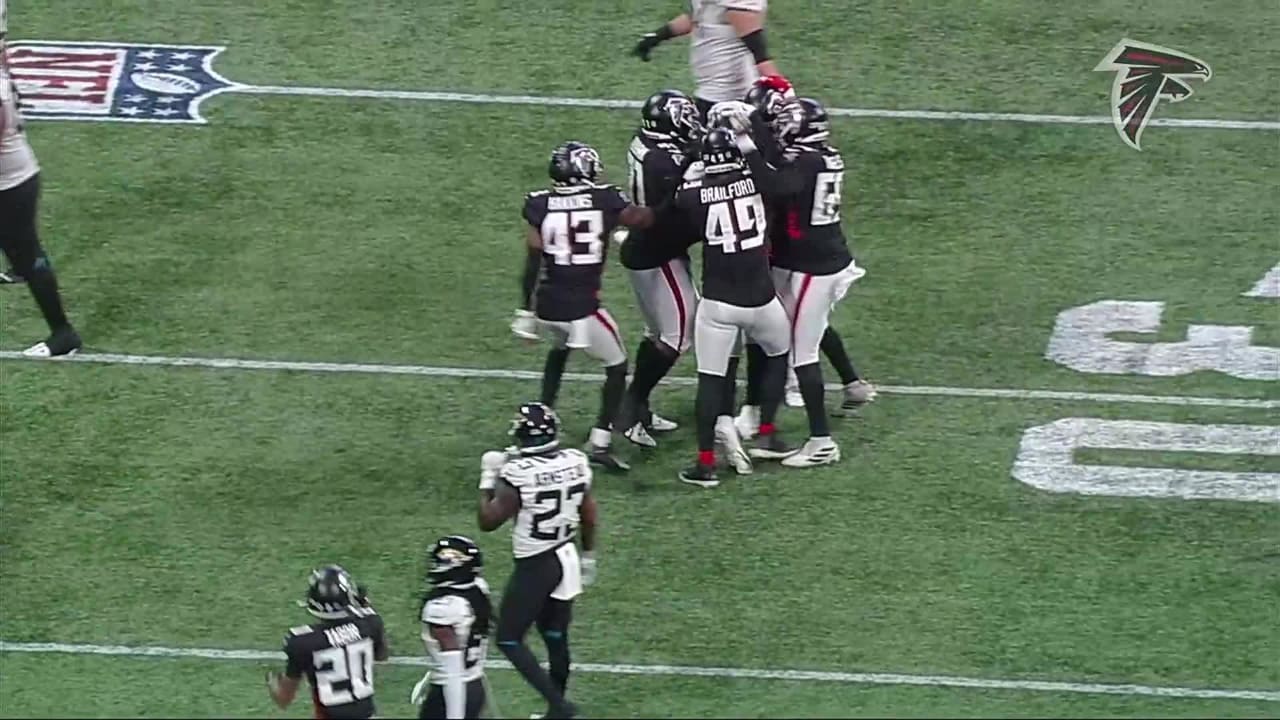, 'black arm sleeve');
520,249,540,310
744,150,802,200
740,29,770,64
